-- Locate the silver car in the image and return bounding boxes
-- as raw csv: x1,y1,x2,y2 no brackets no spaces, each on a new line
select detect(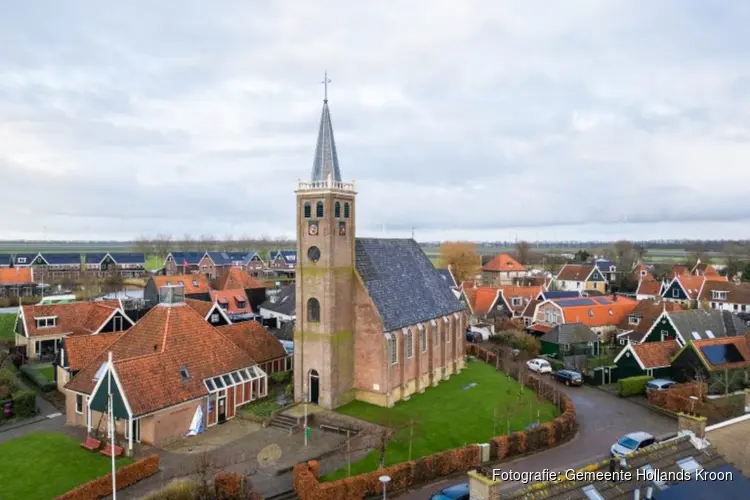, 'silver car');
646,379,676,391
611,431,656,457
